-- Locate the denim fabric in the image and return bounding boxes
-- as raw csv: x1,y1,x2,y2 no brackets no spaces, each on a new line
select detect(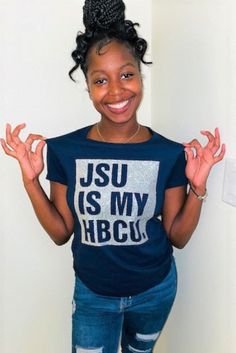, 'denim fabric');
72,257,177,353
